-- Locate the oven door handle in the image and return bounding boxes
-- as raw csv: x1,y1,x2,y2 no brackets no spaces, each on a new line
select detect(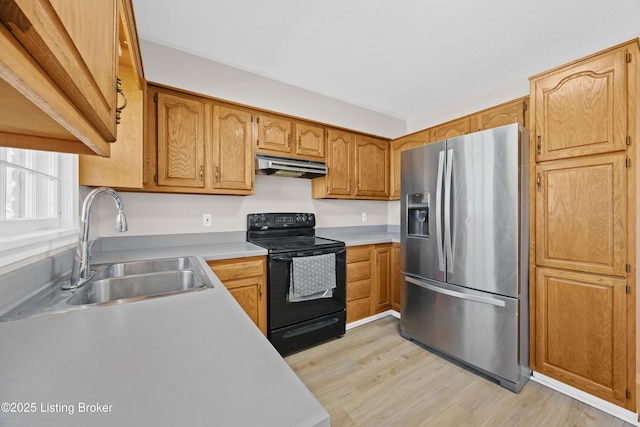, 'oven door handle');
282,317,340,339
271,248,345,262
